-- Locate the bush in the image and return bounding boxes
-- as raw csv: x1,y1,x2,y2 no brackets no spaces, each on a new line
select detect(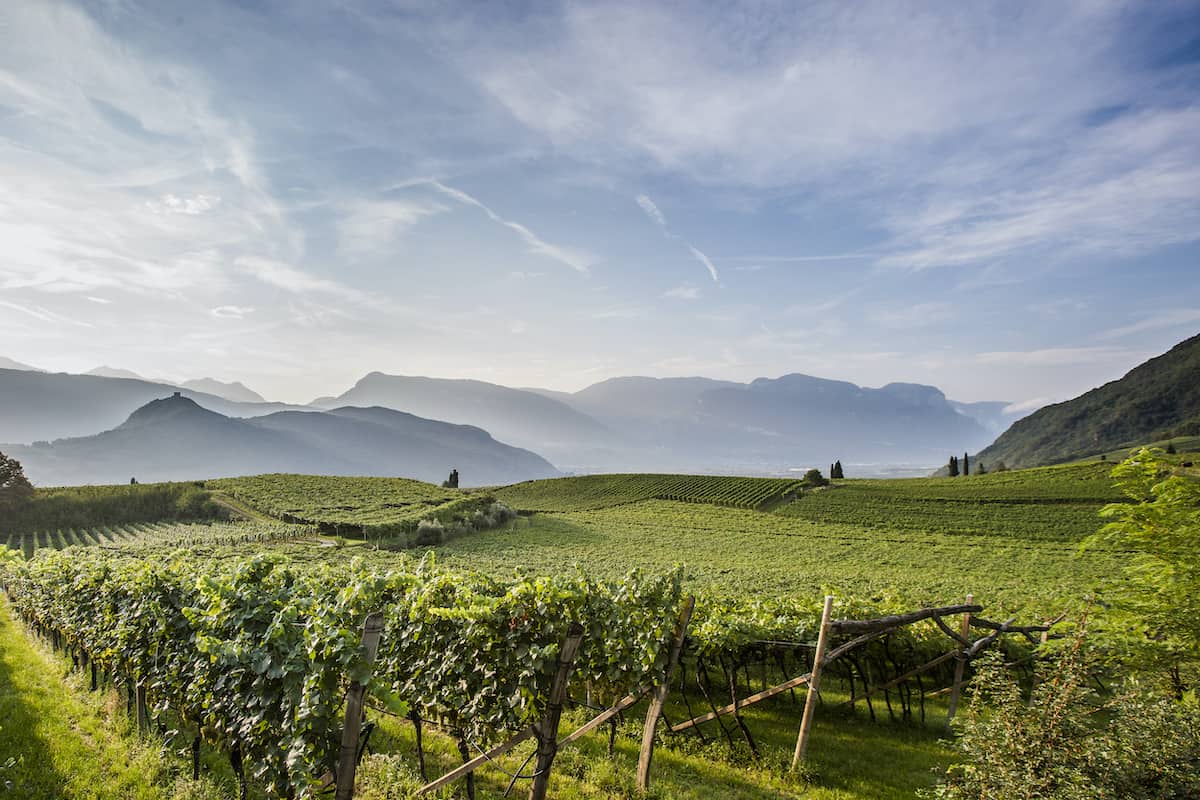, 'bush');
414,518,444,546
800,468,829,488
931,630,1200,800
